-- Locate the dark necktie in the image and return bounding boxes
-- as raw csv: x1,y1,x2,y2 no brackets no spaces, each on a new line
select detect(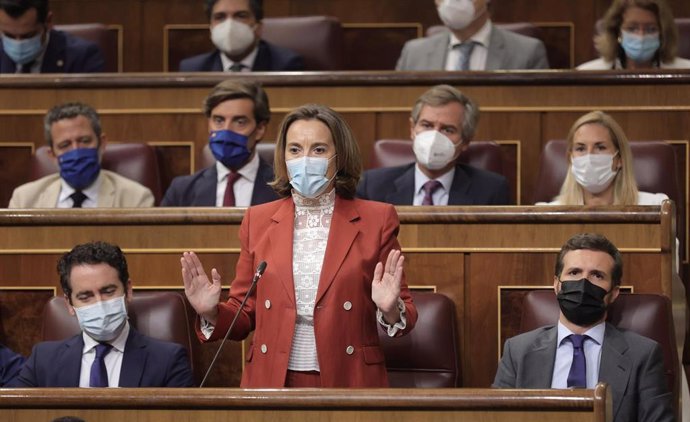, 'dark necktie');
421,180,442,205
566,334,588,388
70,190,88,208
228,63,244,72
222,172,242,206
89,343,113,387
457,41,477,71
19,61,34,73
